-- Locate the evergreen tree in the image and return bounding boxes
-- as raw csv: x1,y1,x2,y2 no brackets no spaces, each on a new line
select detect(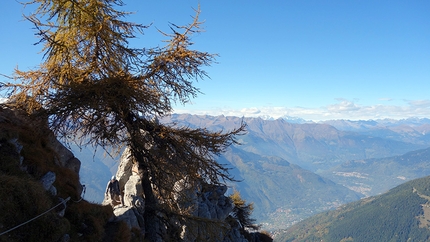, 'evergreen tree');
230,190,259,231
2,0,245,240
